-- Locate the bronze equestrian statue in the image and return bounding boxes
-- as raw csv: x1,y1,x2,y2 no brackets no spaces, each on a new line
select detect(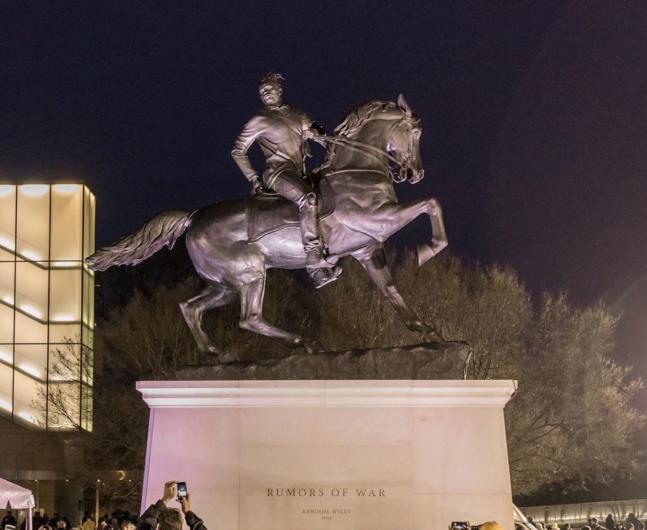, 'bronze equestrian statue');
86,88,448,359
